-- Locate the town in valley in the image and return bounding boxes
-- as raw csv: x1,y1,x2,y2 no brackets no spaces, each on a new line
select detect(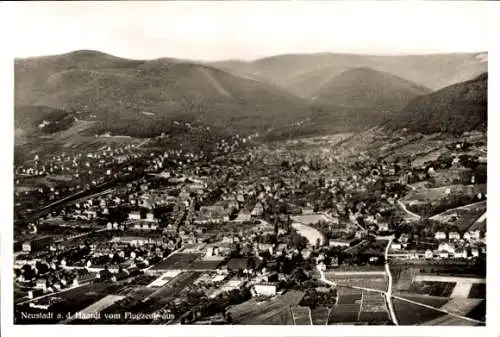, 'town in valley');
11,1,487,327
